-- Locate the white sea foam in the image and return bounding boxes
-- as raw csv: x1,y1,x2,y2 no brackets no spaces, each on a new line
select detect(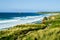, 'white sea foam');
0,20,18,23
